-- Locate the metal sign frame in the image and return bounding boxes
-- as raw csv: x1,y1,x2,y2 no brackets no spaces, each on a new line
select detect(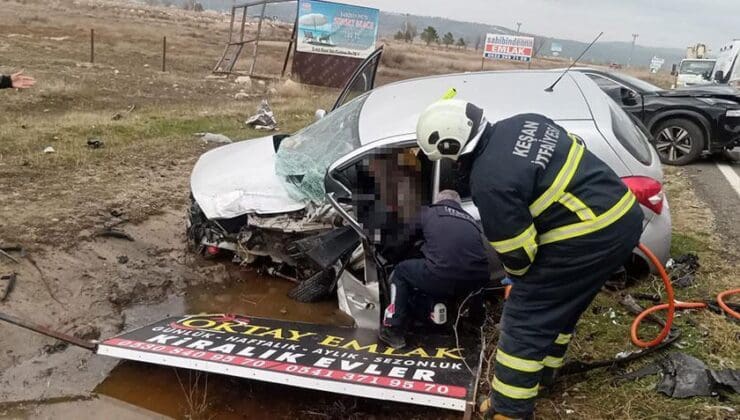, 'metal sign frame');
213,0,298,78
